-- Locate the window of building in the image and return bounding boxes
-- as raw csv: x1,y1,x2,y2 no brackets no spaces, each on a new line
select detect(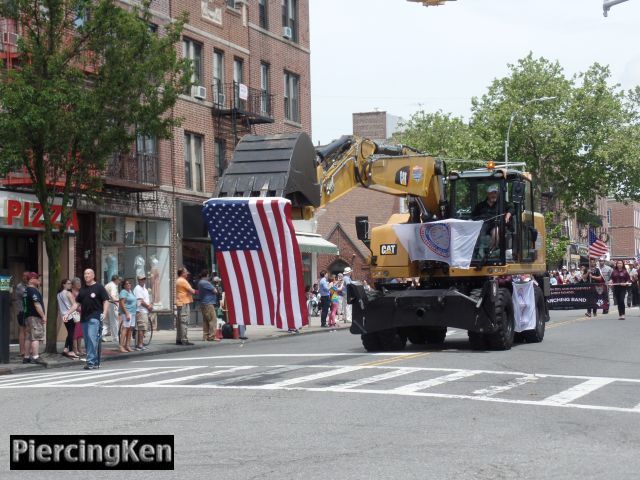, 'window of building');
635,210,640,229
184,133,204,191
259,0,268,29
183,38,203,93
284,71,300,123
226,0,237,8
213,49,225,104
99,217,171,310
214,139,226,177
607,208,612,226
282,0,297,42
260,62,270,115
233,57,244,108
